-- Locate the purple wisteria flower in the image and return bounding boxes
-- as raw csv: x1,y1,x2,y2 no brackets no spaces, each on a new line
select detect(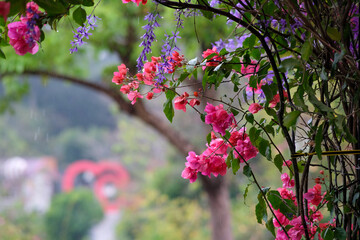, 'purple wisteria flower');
136,11,161,70
156,9,184,83
212,33,251,52
70,15,101,54
24,4,40,48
